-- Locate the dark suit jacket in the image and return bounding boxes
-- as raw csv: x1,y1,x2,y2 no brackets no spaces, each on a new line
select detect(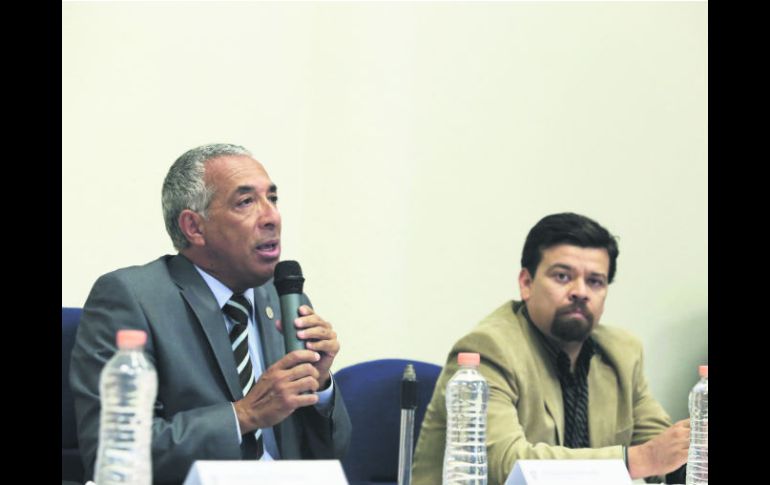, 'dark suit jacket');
70,254,352,484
